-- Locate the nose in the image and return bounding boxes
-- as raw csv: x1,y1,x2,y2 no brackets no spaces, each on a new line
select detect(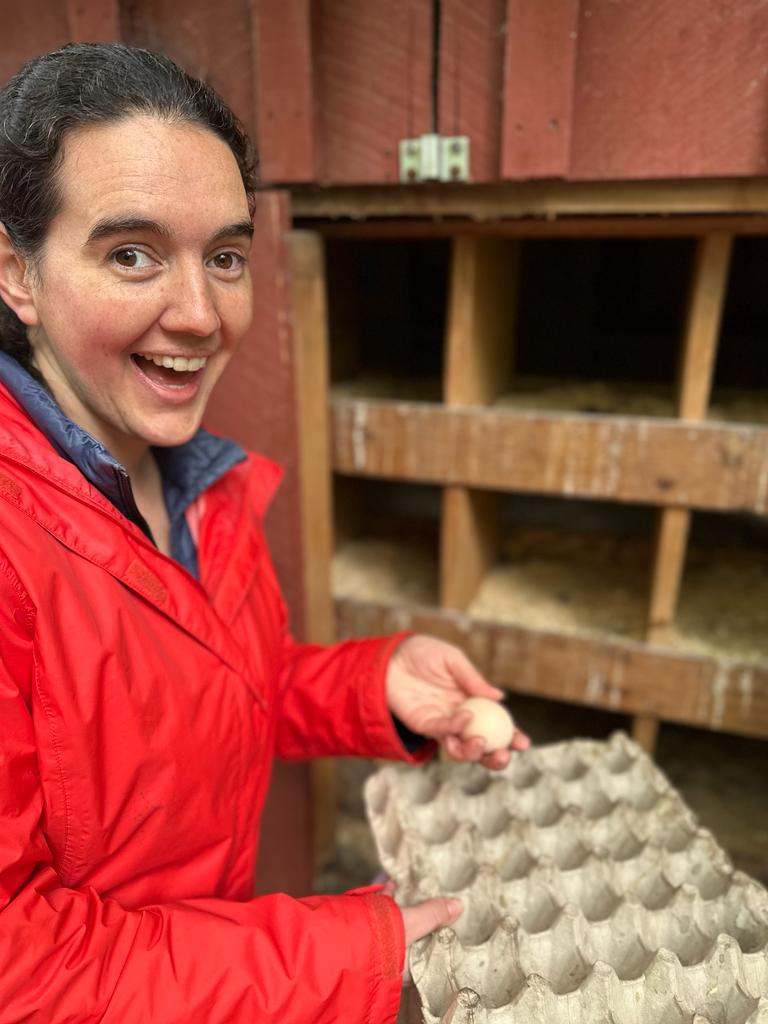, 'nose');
159,263,221,338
